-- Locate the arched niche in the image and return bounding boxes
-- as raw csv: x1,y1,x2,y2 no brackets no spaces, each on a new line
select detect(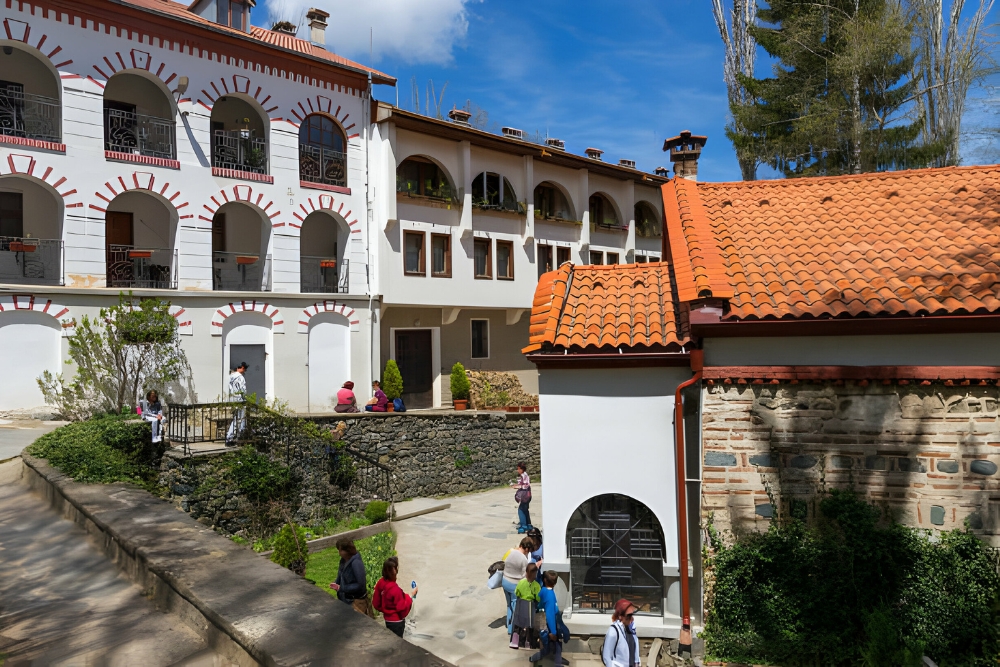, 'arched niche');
222,311,273,401
307,311,351,412
533,180,576,221
104,189,178,289
0,41,61,143
211,201,272,291
396,155,456,202
0,173,64,286
0,309,61,410
299,113,347,188
103,70,176,160
299,210,350,293
589,192,623,230
211,94,269,175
